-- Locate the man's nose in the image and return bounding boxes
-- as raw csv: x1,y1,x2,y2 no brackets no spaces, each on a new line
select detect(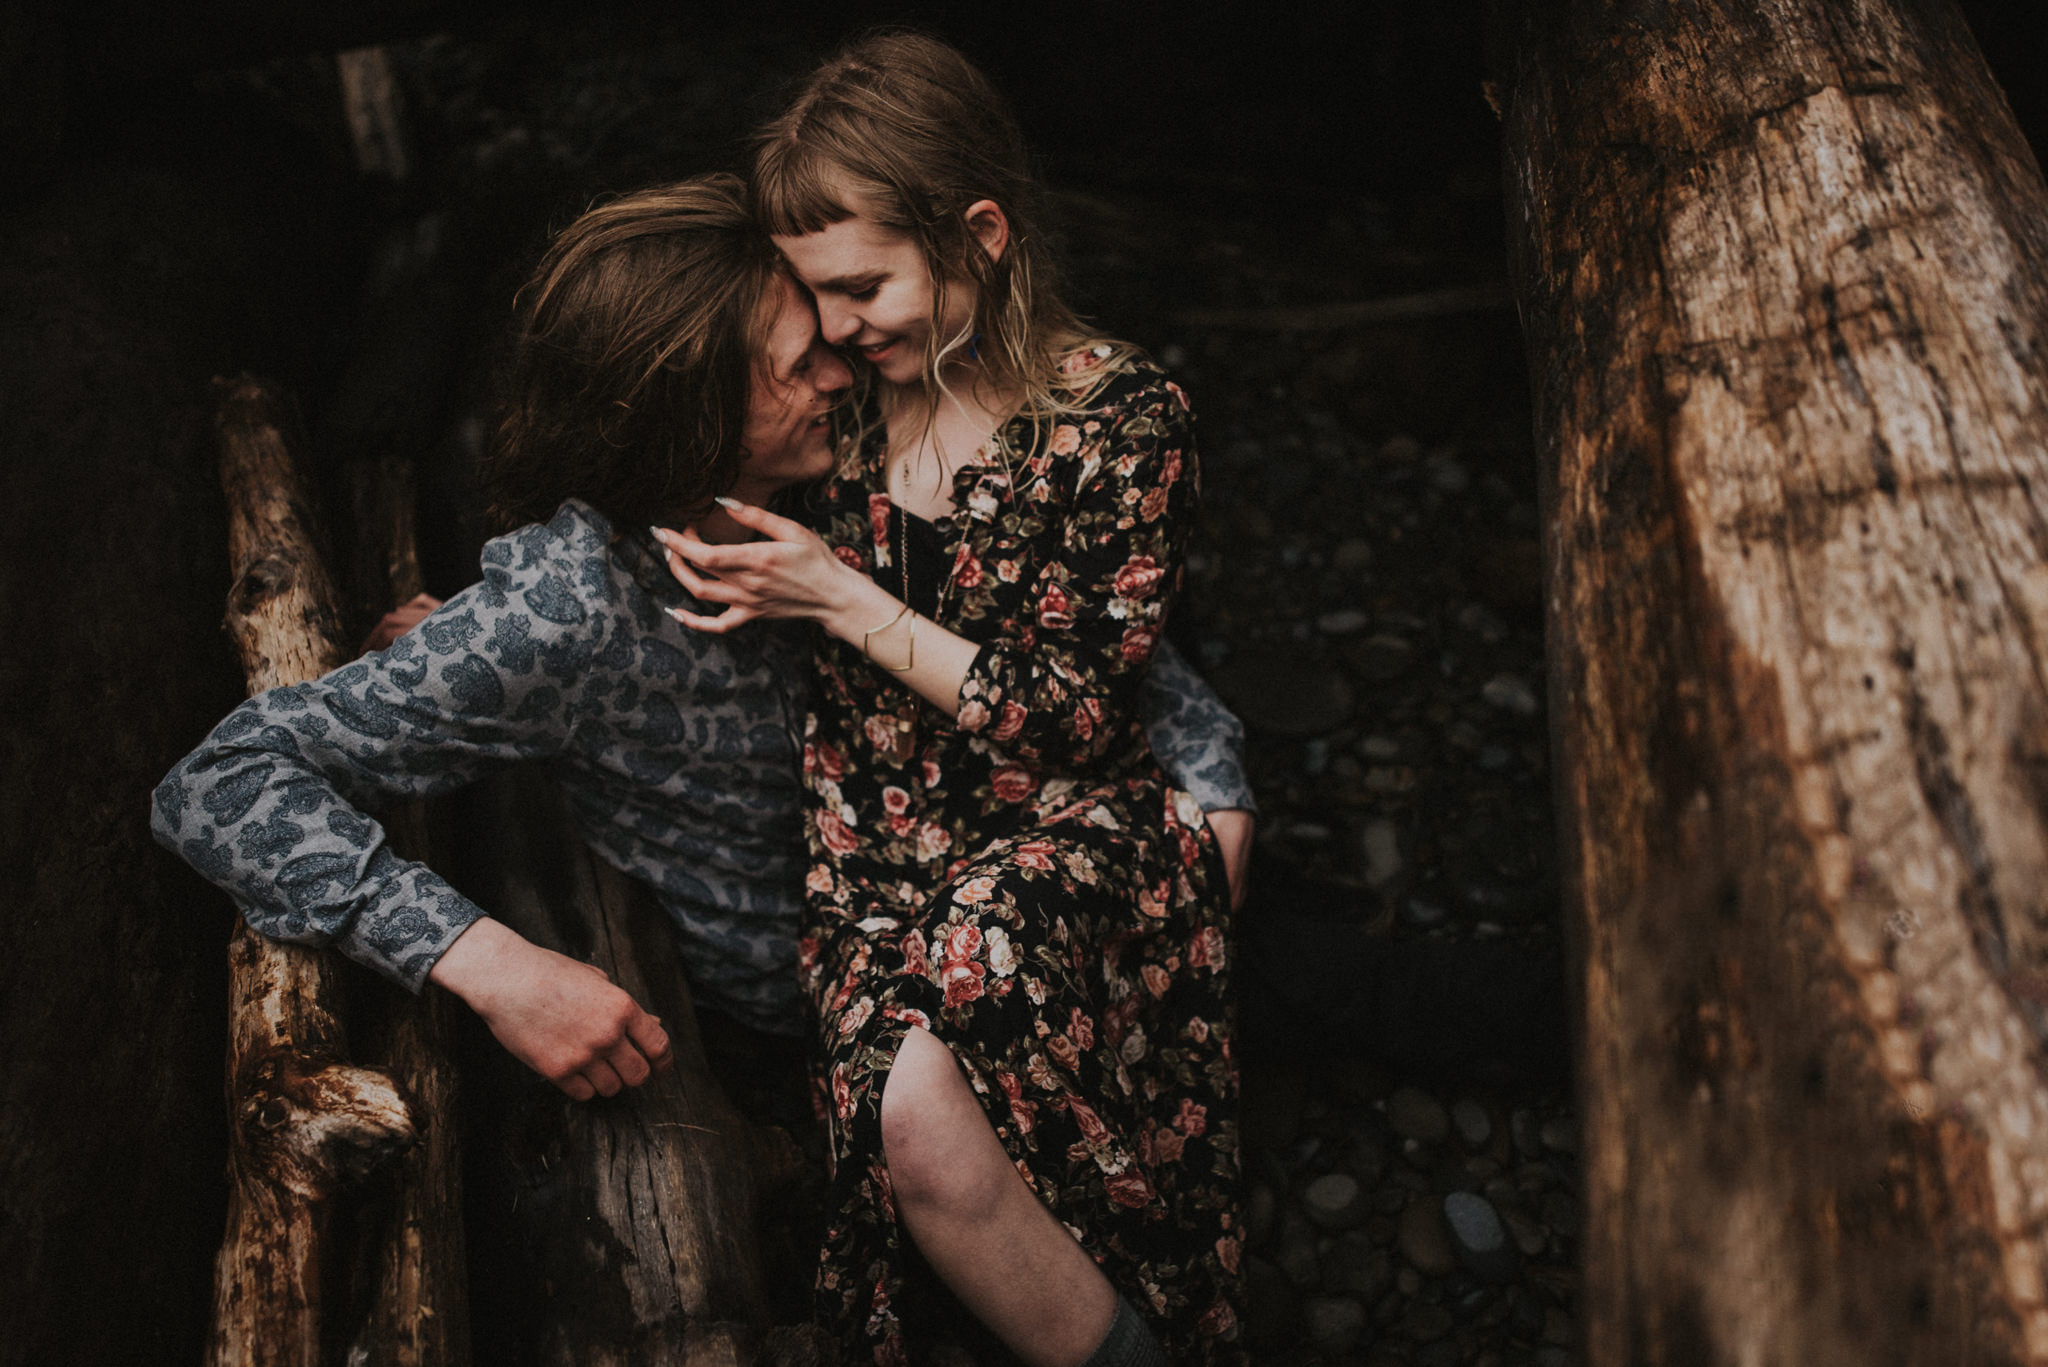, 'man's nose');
812,345,855,394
